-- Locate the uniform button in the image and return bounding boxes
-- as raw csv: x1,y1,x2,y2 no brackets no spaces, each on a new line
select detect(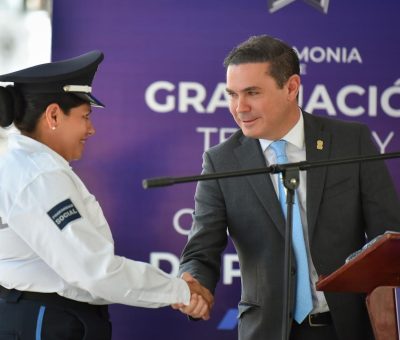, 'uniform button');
291,267,296,275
